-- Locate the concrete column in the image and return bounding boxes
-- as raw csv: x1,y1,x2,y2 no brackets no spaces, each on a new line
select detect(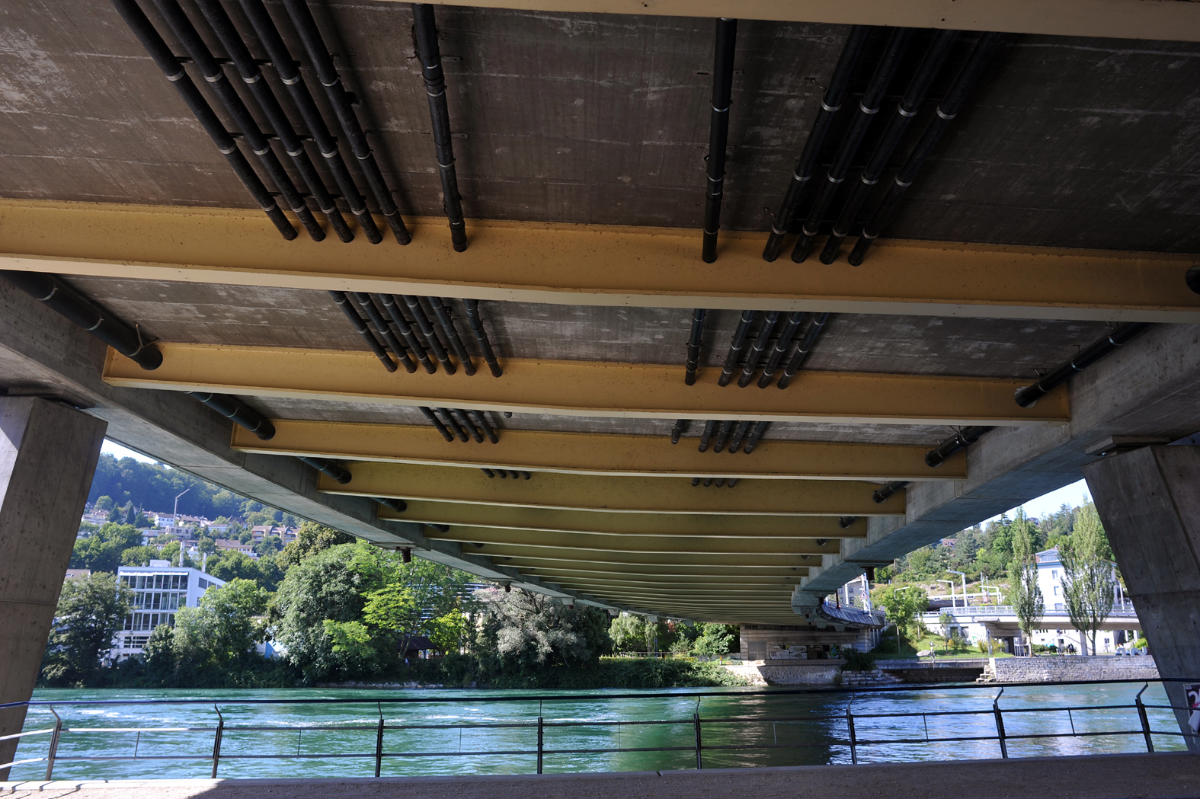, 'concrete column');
0,398,107,778
1083,445,1200,750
